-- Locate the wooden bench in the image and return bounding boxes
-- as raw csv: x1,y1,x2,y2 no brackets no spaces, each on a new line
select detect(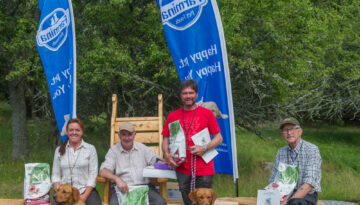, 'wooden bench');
0,197,326,205
0,199,23,205
0,198,184,205
214,197,326,205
